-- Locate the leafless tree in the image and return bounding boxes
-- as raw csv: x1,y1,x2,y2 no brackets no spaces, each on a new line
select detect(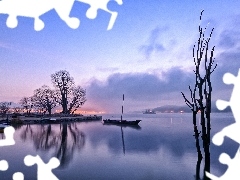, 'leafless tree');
12,106,22,113
51,70,74,114
68,85,86,114
0,102,11,117
51,70,86,114
19,97,33,115
181,10,217,180
32,85,57,115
